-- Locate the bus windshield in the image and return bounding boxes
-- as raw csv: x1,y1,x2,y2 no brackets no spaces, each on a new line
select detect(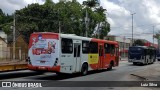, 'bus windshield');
129,47,143,54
